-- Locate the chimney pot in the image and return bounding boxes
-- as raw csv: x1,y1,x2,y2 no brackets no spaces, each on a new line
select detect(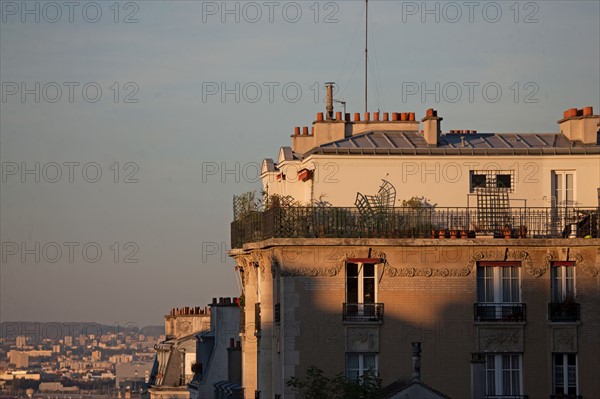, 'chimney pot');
294,127,300,136
212,298,217,305
236,340,241,349
302,126,309,135
230,338,235,348
345,113,351,122
336,111,342,120
567,108,578,118
400,112,408,121
426,108,434,117
408,112,416,121
316,112,324,121
391,112,399,121
364,112,370,121
373,111,379,121
311,126,315,135
354,113,361,122
325,83,334,119
383,112,389,121
583,106,593,116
